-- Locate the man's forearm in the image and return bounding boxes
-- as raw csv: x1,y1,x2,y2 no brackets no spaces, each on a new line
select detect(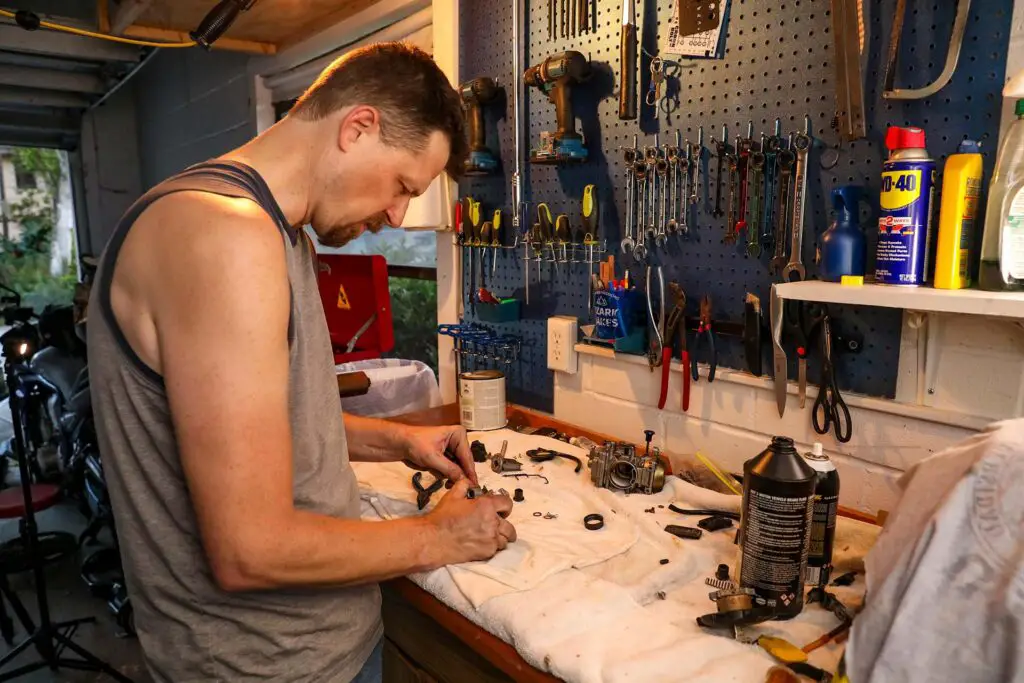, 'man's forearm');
343,413,409,462
218,511,450,591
